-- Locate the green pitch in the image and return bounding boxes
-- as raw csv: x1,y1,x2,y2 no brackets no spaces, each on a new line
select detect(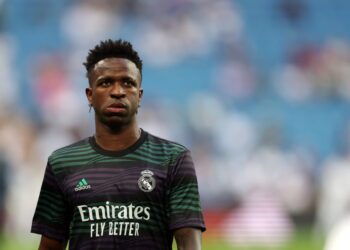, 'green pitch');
198,227,324,250
0,227,324,250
